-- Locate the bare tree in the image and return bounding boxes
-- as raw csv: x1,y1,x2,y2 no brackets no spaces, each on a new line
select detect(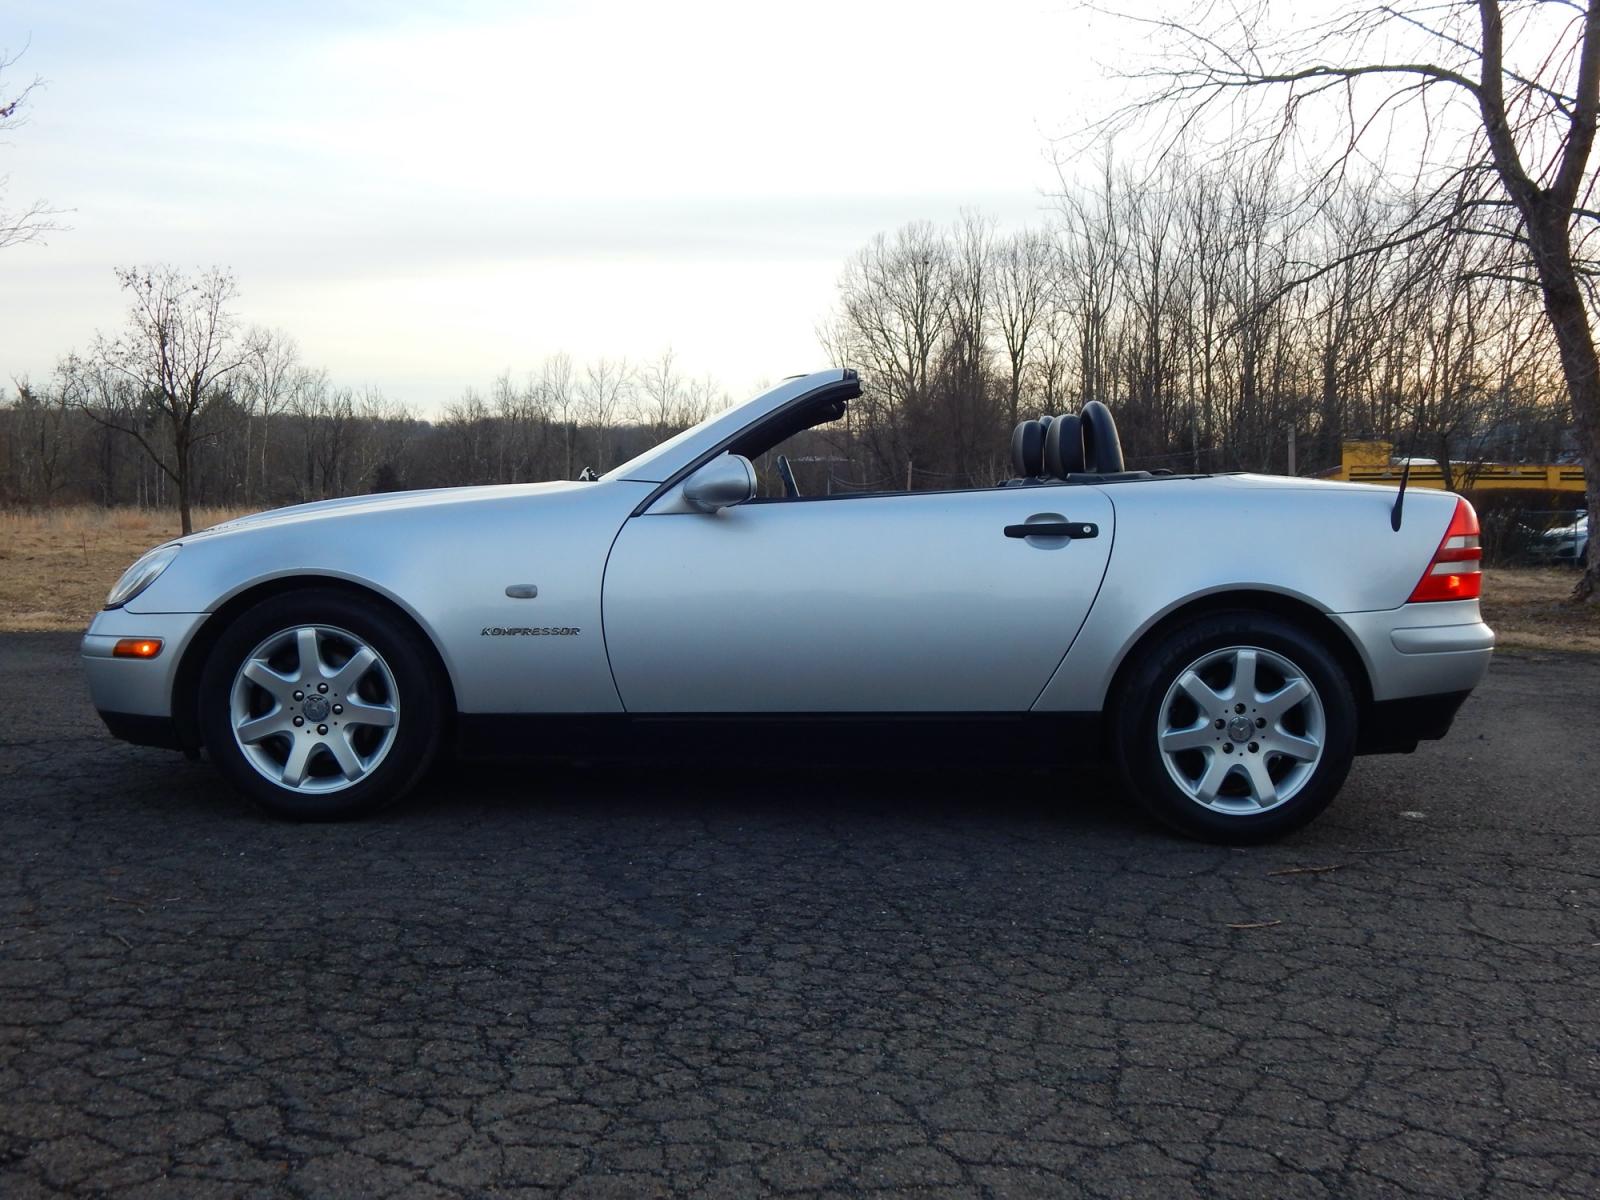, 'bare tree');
680,372,723,429
638,348,684,437
438,386,493,486
350,387,414,492
1104,0,1600,596
1032,305,1077,413
72,354,146,506
1058,157,1124,406
827,222,954,483
580,357,632,471
1120,164,1184,453
291,369,367,498
542,353,579,479
489,370,547,482
938,212,1000,481
8,372,70,503
88,267,246,533
989,229,1058,428
0,46,61,251
239,327,299,502
313,387,358,498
